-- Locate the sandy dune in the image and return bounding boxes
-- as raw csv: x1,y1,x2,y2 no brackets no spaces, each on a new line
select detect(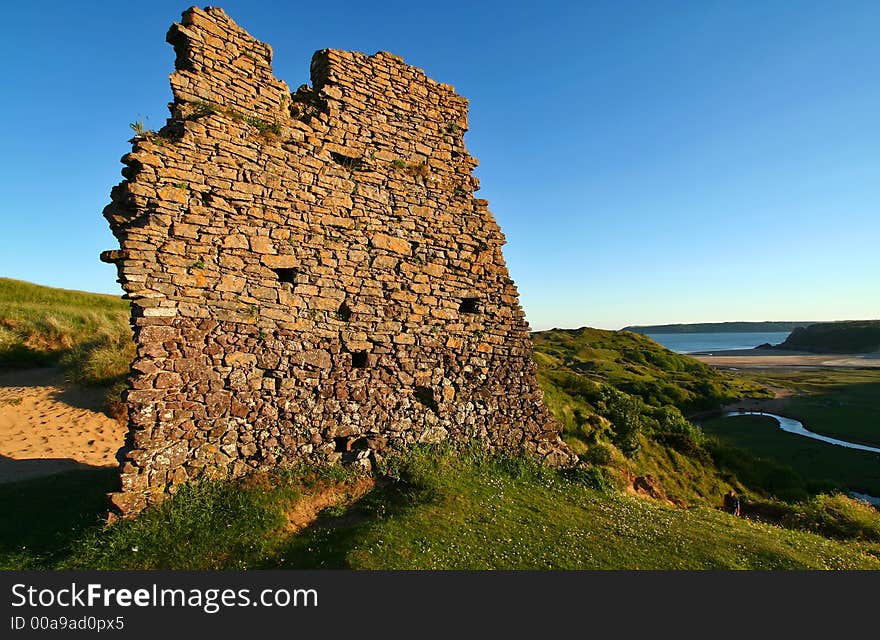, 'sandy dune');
0,368,126,483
